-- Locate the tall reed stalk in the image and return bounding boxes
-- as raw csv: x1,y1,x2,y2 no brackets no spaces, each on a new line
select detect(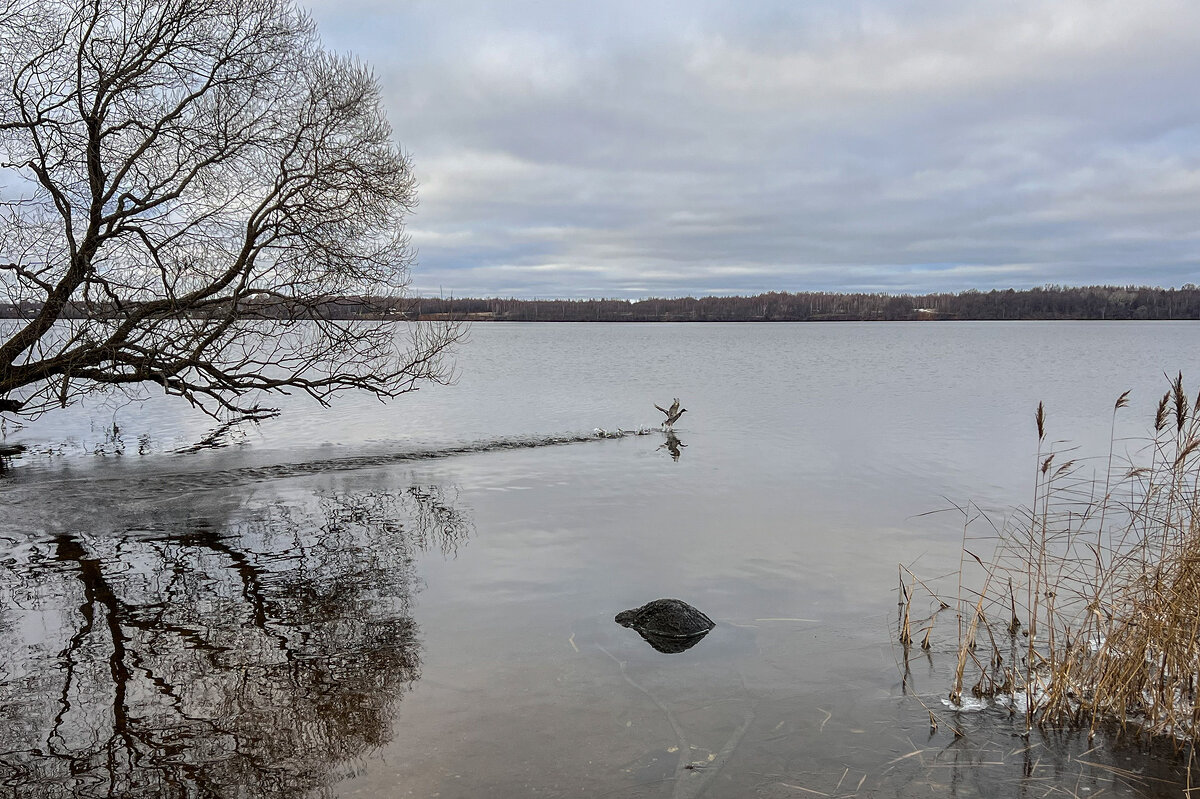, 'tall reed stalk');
903,374,1200,746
